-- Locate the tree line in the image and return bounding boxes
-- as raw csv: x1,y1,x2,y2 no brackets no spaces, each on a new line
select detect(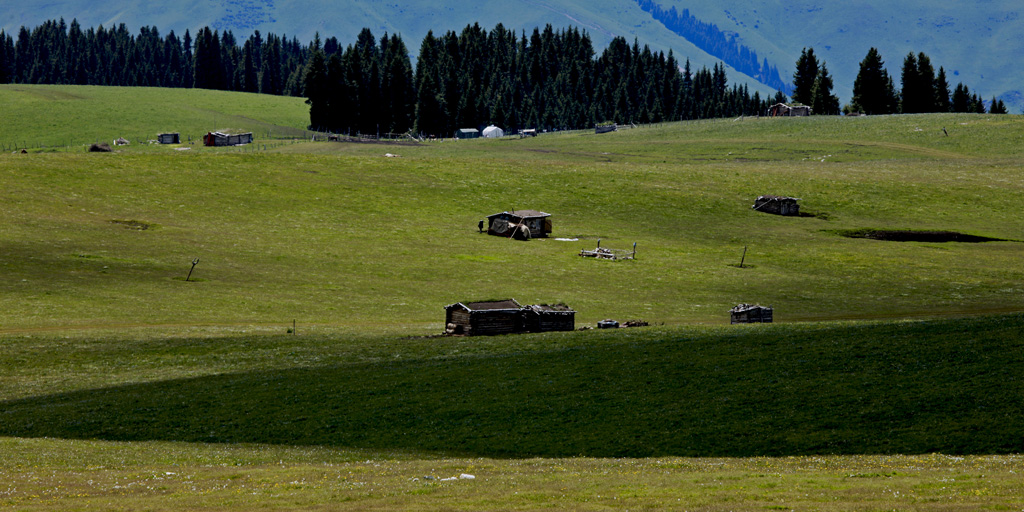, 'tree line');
1,19,1010,138
0,18,309,96
307,23,784,136
793,46,1009,115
